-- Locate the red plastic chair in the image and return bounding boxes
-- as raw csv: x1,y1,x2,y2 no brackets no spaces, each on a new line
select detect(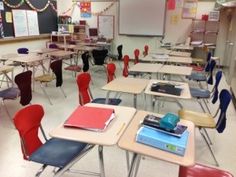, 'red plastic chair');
179,163,234,177
143,45,149,57
76,72,121,105
123,55,130,77
107,63,116,83
76,72,92,105
13,104,94,177
134,49,140,64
